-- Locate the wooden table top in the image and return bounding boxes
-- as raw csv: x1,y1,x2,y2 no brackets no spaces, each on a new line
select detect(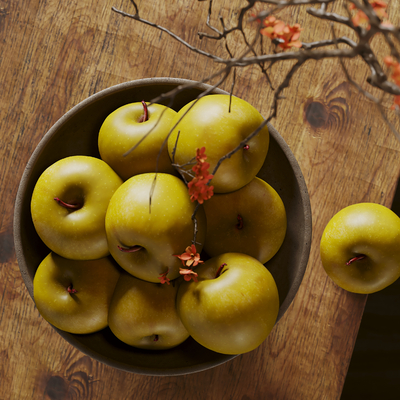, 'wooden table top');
2,0,400,399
